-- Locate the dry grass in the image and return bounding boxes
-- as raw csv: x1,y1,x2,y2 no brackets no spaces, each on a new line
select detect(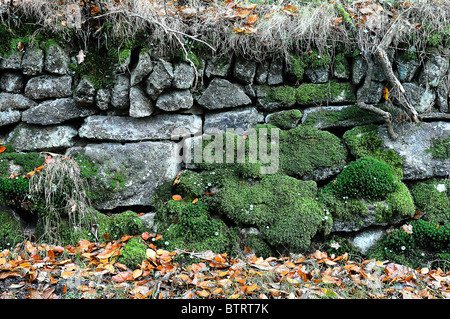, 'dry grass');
1,0,449,62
